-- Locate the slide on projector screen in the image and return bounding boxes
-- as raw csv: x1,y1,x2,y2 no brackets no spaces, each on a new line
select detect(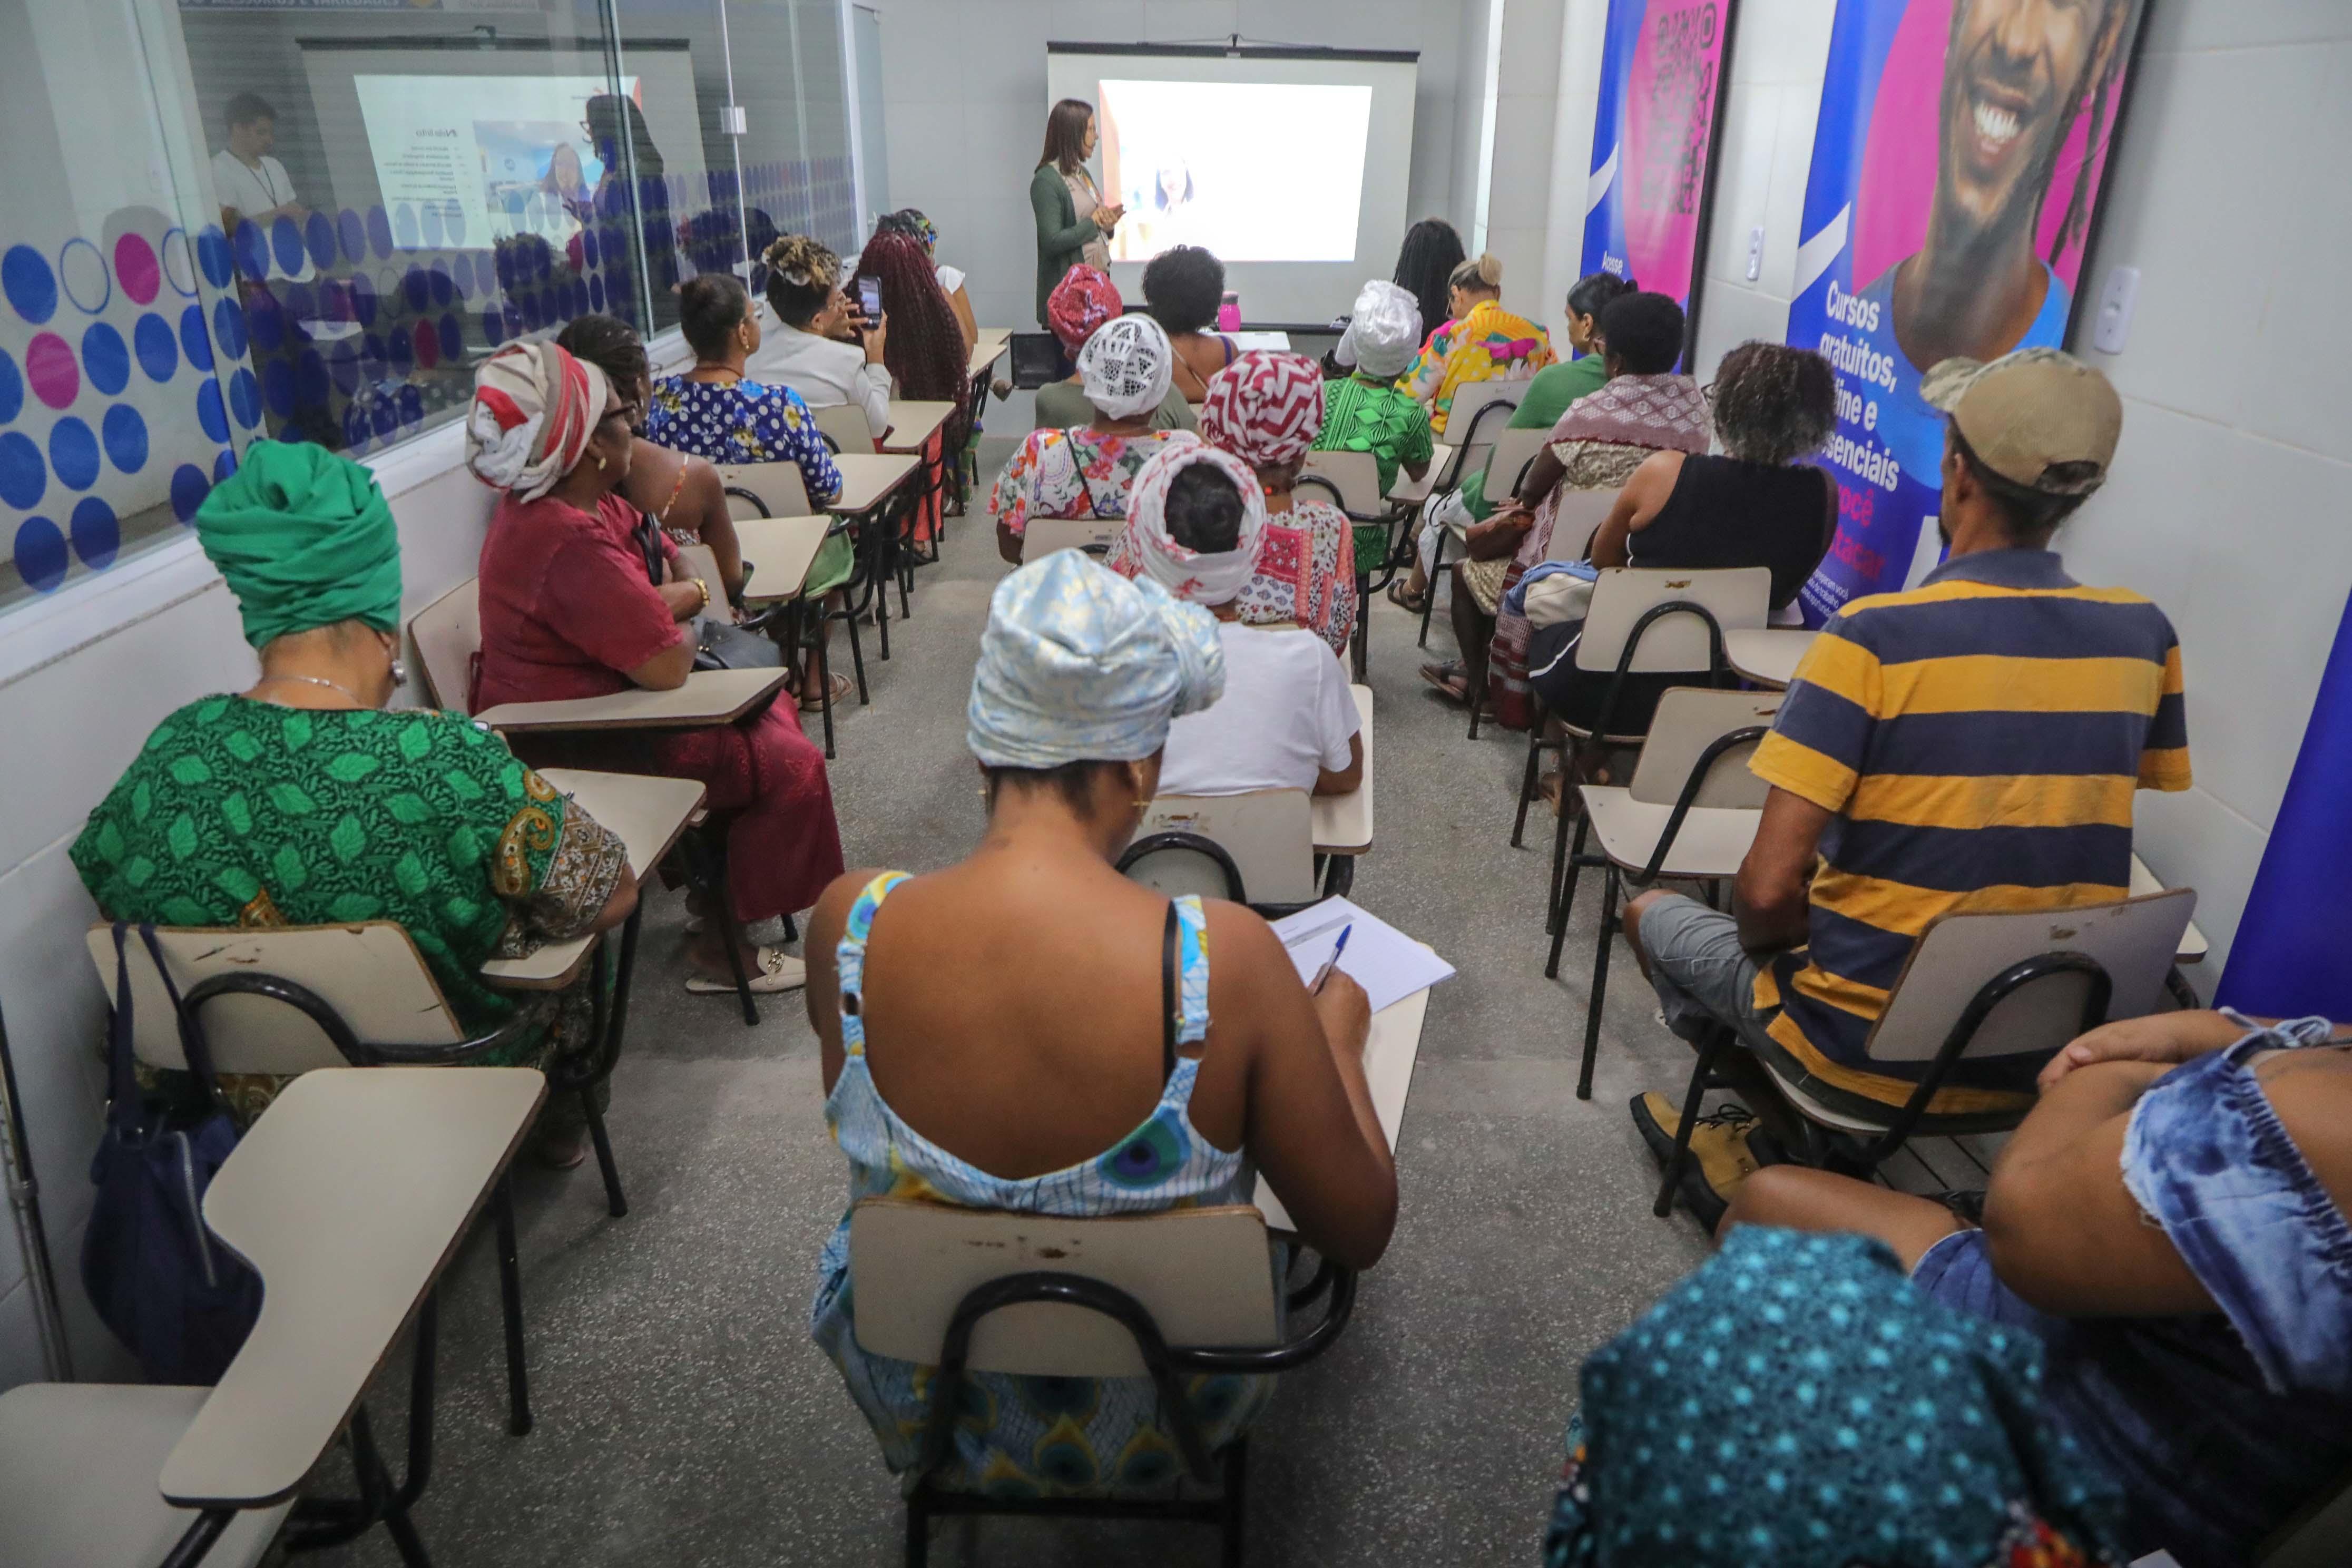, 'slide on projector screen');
352,75,638,252
1045,46,1418,326
1101,81,1371,263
